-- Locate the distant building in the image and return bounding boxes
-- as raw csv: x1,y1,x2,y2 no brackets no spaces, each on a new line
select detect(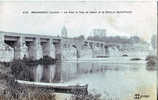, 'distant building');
61,26,68,38
92,29,106,37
